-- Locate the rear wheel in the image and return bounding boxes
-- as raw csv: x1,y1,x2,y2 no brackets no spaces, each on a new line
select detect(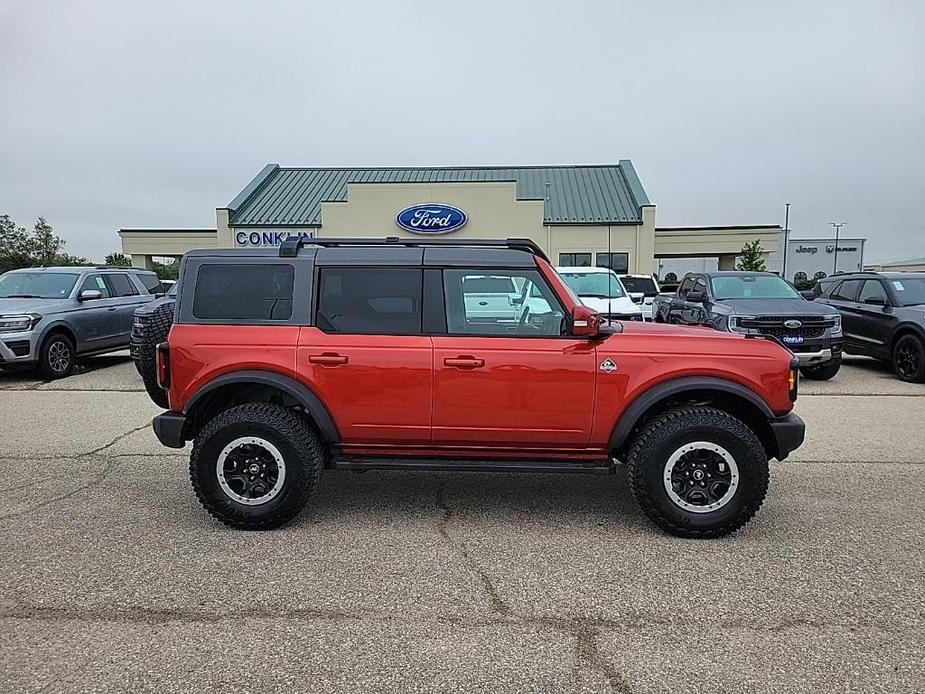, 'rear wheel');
627,406,769,538
38,333,75,380
190,403,324,529
893,334,925,383
800,355,841,381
